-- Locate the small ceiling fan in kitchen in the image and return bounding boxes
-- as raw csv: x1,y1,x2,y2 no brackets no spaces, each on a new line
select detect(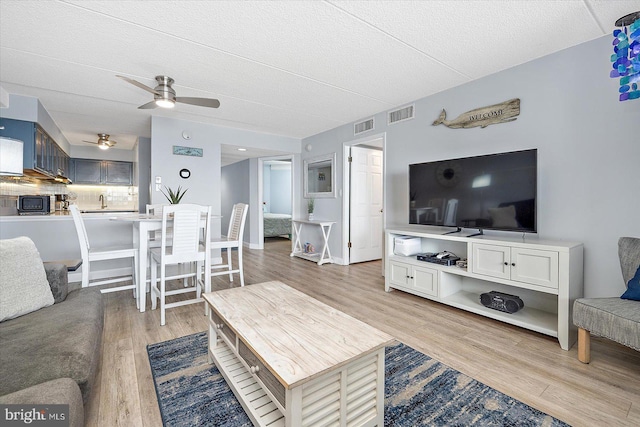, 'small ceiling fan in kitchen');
117,75,220,109
83,133,117,150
